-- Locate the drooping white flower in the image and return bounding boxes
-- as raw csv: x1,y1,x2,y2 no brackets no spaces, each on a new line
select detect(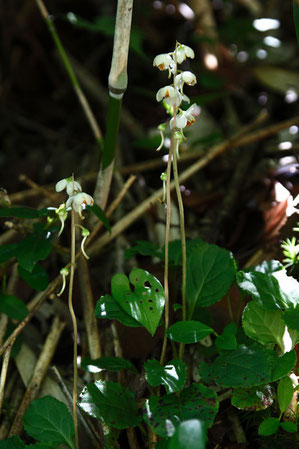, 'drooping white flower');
66,192,94,219
174,71,197,96
176,44,195,63
156,85,189,107
170,104,198,130
55,177,82,196
57,266,69,297
153,53,175,77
